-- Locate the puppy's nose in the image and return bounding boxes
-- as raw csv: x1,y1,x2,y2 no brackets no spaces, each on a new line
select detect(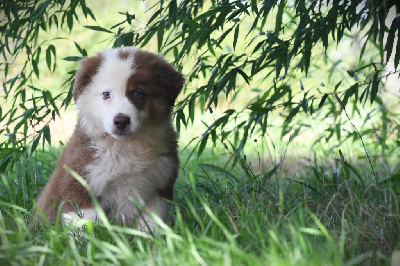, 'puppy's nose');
113,114,131,130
